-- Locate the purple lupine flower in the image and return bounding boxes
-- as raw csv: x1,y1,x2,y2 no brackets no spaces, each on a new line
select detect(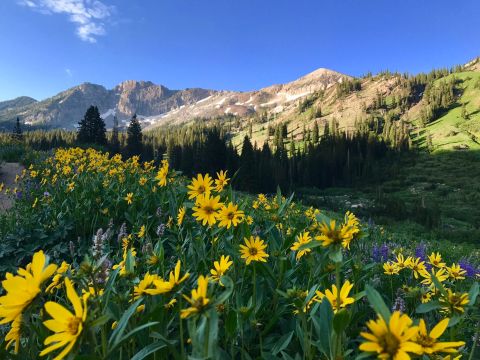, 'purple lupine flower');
414,243,427,261
15,191,22,199
459,259,477,278
372,244,381,263
380,243,389,261
44,191,50,197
